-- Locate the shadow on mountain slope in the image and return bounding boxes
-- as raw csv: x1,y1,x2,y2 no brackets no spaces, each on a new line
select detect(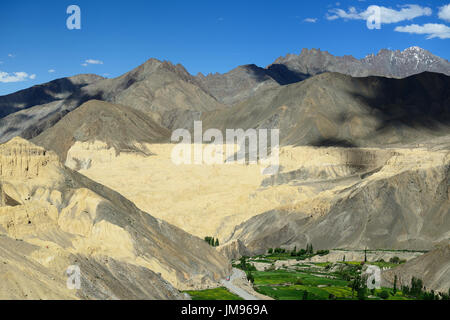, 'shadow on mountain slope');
201,71,450,149
345,72,450,133
0,75,104,119
266,63,311,85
